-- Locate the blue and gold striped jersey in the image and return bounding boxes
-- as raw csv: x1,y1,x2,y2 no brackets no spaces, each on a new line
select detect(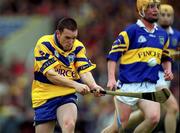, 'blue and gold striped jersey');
32,33,96,108
107,20,172,83
166,27,180,57
159,27,180,71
